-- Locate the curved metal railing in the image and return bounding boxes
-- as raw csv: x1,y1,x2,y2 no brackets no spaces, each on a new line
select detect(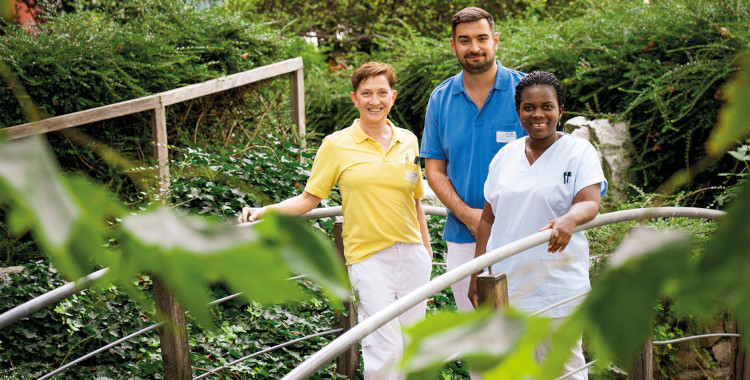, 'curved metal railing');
0,206,730,379
282,207,725,379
